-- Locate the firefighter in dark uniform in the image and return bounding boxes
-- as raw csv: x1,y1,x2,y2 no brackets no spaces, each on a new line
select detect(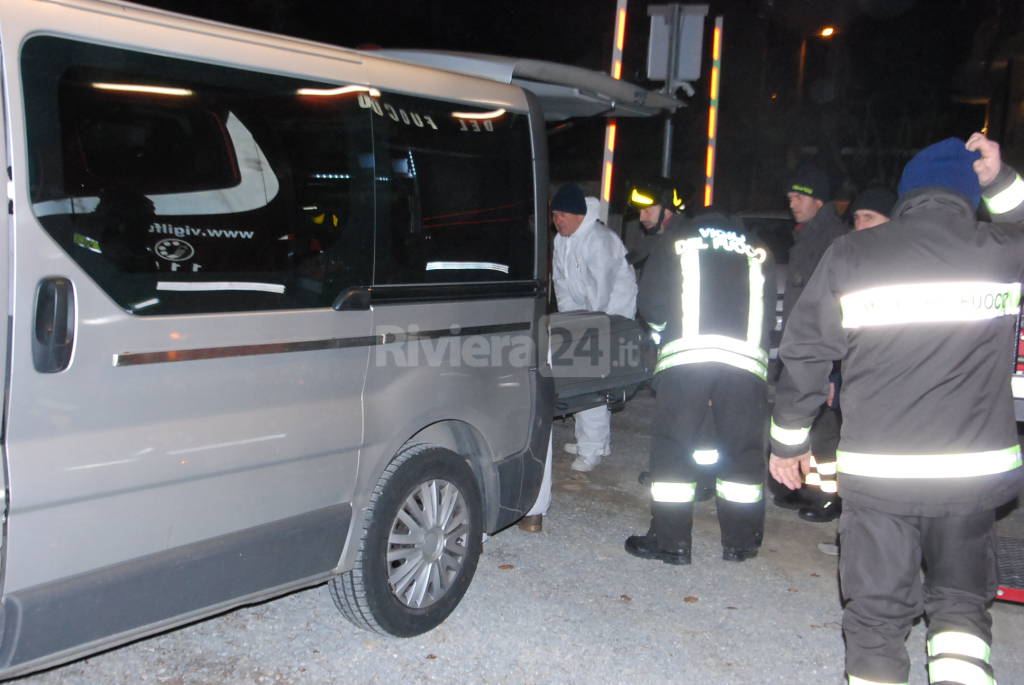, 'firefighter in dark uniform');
625,209,776,565
770,133,1024,685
